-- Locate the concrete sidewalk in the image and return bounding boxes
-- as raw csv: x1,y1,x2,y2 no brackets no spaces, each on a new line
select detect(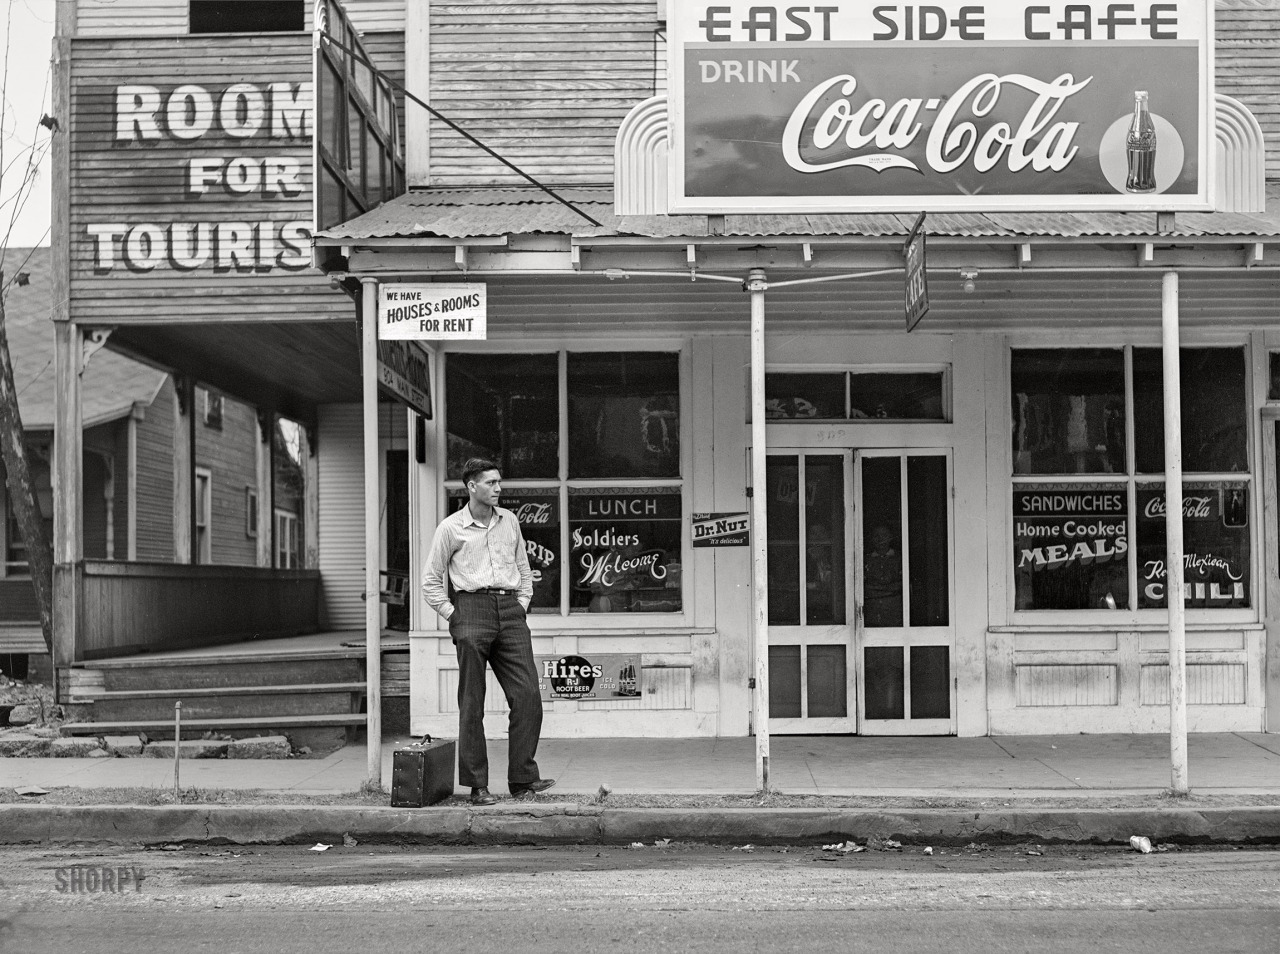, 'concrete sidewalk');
5,733,1280,798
